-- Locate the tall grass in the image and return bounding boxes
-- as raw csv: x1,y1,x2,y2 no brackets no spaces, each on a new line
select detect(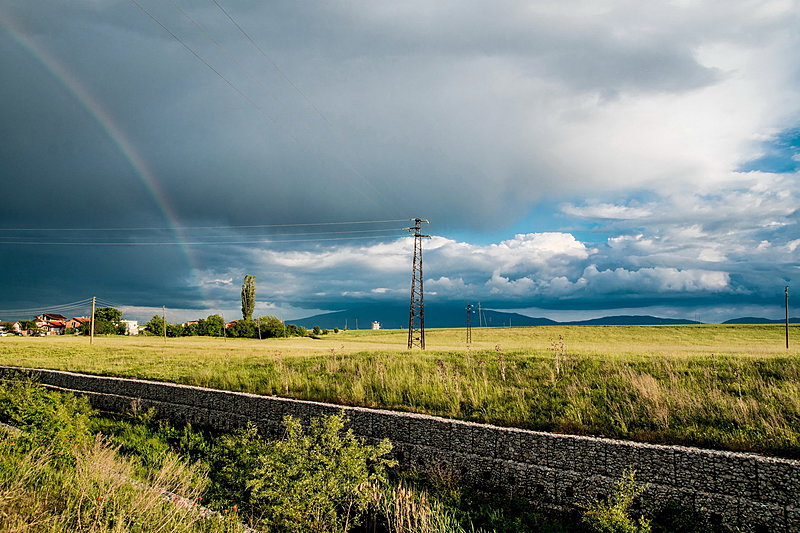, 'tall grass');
1,325,798,456
1,378,508,533
0,381,240,532
0,435,242,533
